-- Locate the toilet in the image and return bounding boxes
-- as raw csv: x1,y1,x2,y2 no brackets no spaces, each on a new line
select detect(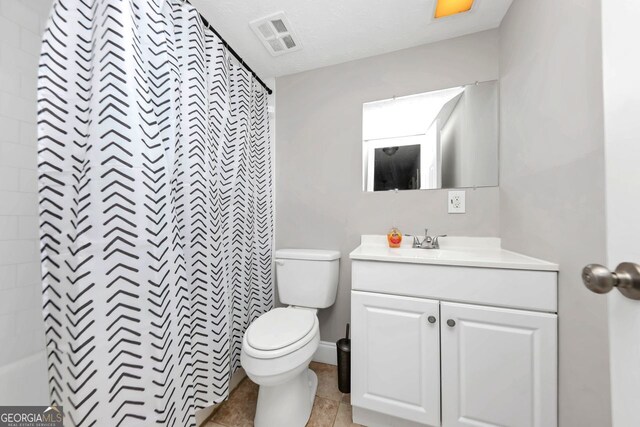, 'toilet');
241,248,340,427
